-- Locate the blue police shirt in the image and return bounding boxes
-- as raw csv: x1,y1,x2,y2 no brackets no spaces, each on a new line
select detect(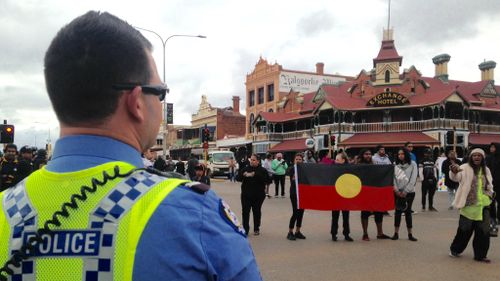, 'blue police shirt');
46,135,262,281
